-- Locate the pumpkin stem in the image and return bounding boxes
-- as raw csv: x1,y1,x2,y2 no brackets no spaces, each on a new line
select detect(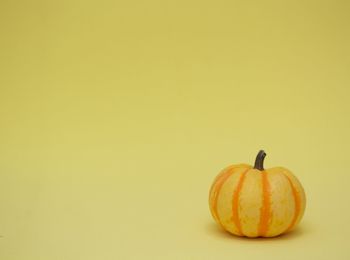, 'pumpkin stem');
254,150,266,171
